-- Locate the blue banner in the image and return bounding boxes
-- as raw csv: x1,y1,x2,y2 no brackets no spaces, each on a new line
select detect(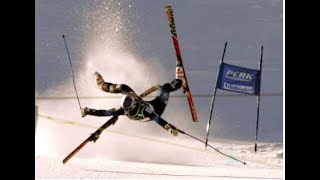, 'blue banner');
217,63,261,95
